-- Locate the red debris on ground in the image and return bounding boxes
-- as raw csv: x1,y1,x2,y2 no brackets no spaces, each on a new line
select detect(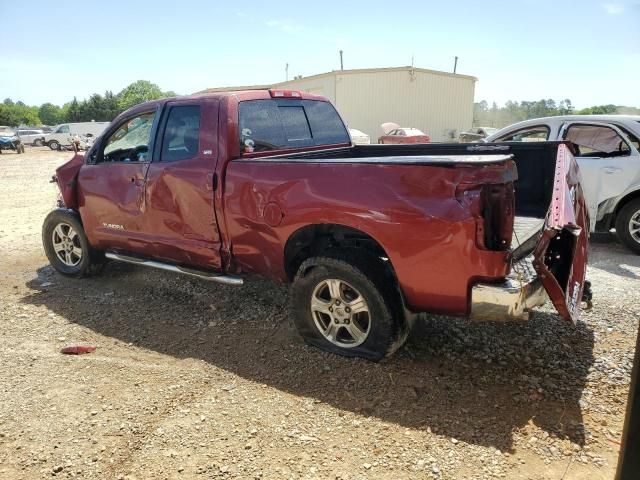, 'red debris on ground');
60,345,96,355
